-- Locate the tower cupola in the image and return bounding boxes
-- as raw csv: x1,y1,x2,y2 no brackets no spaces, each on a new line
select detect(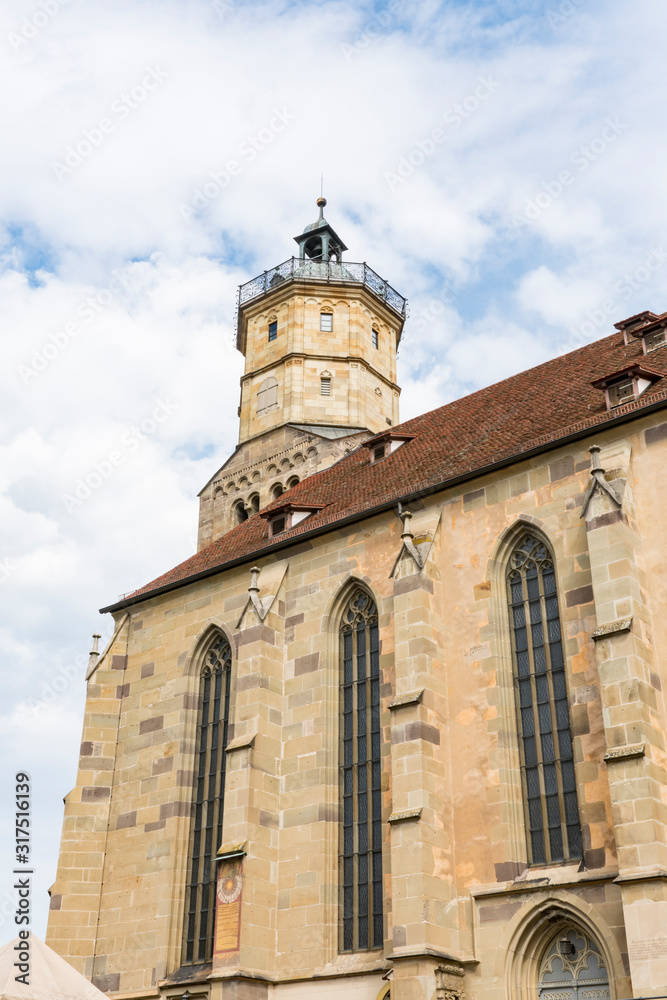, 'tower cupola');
293,197,348,263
